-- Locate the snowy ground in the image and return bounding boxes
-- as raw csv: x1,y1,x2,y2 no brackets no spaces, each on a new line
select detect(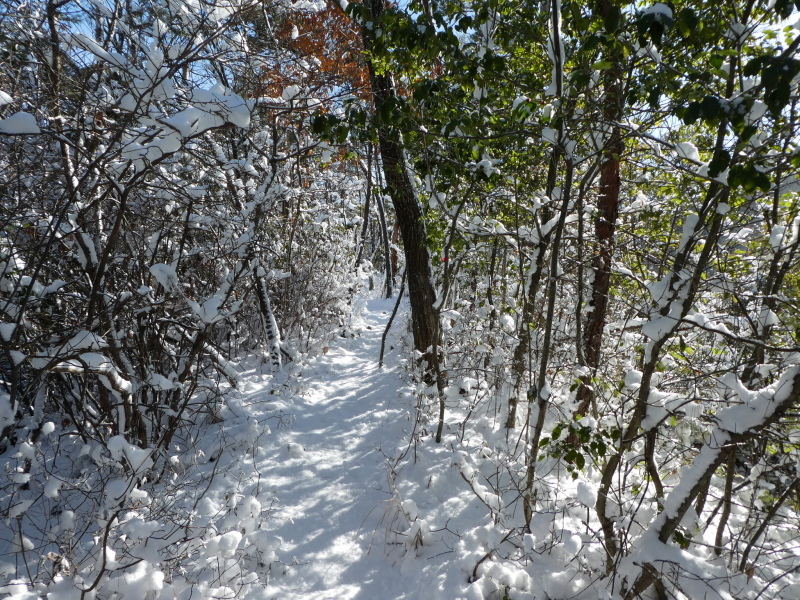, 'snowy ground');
11,293,791,600
233,297,426,599
226,297,540,599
